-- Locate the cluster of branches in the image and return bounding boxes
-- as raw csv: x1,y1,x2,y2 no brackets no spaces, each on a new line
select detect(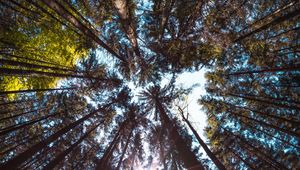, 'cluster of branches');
0,0,299,169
